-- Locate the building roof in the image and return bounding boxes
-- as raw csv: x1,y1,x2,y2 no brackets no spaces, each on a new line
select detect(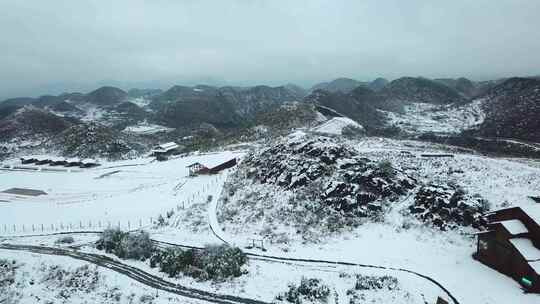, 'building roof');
152,142,179,153
23,155,51,161
521,204,540,226
509,238,540,261
186,162,205,168
81,158,98,164
529,261,540,274
494,219,529,235
49,157,67,162
2,188,47,196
